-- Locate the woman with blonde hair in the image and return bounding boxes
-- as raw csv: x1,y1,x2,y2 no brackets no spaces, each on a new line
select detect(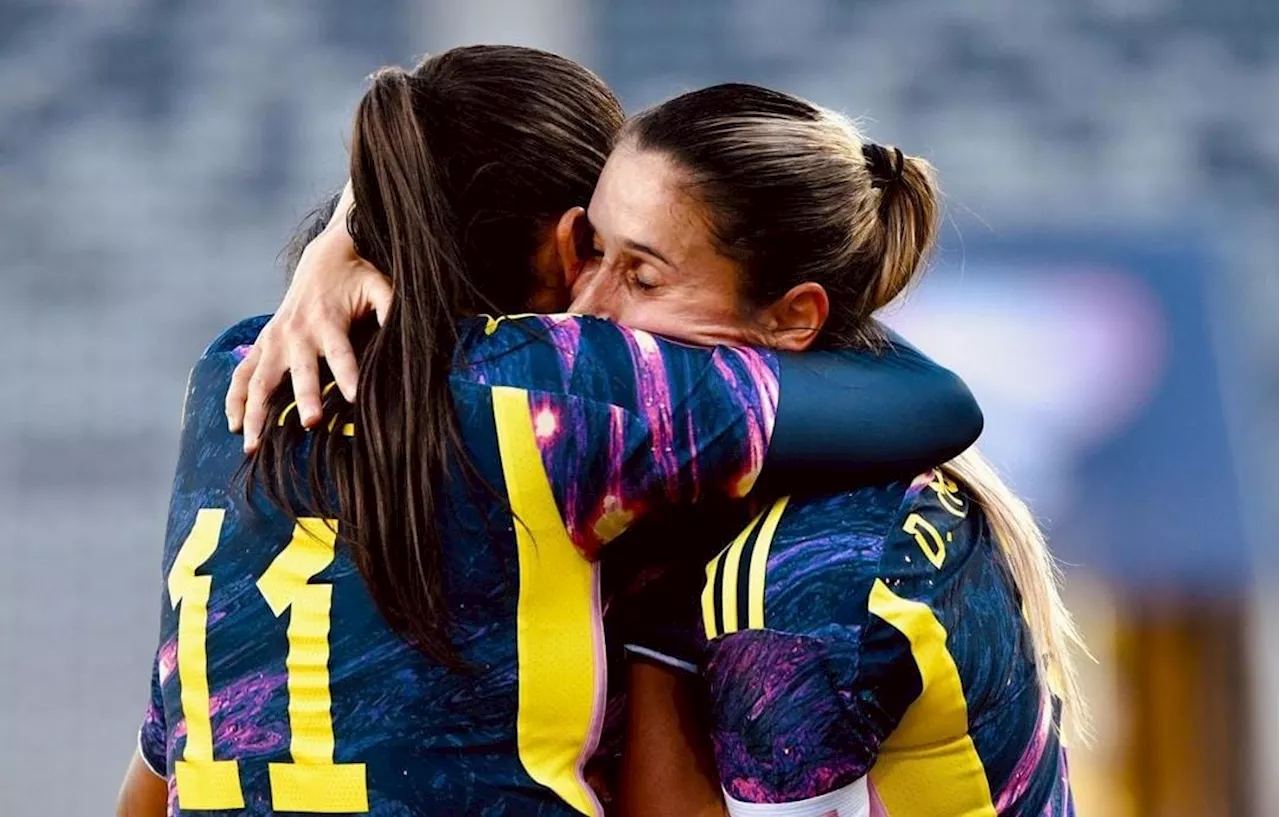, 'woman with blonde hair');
577,85,1086,816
